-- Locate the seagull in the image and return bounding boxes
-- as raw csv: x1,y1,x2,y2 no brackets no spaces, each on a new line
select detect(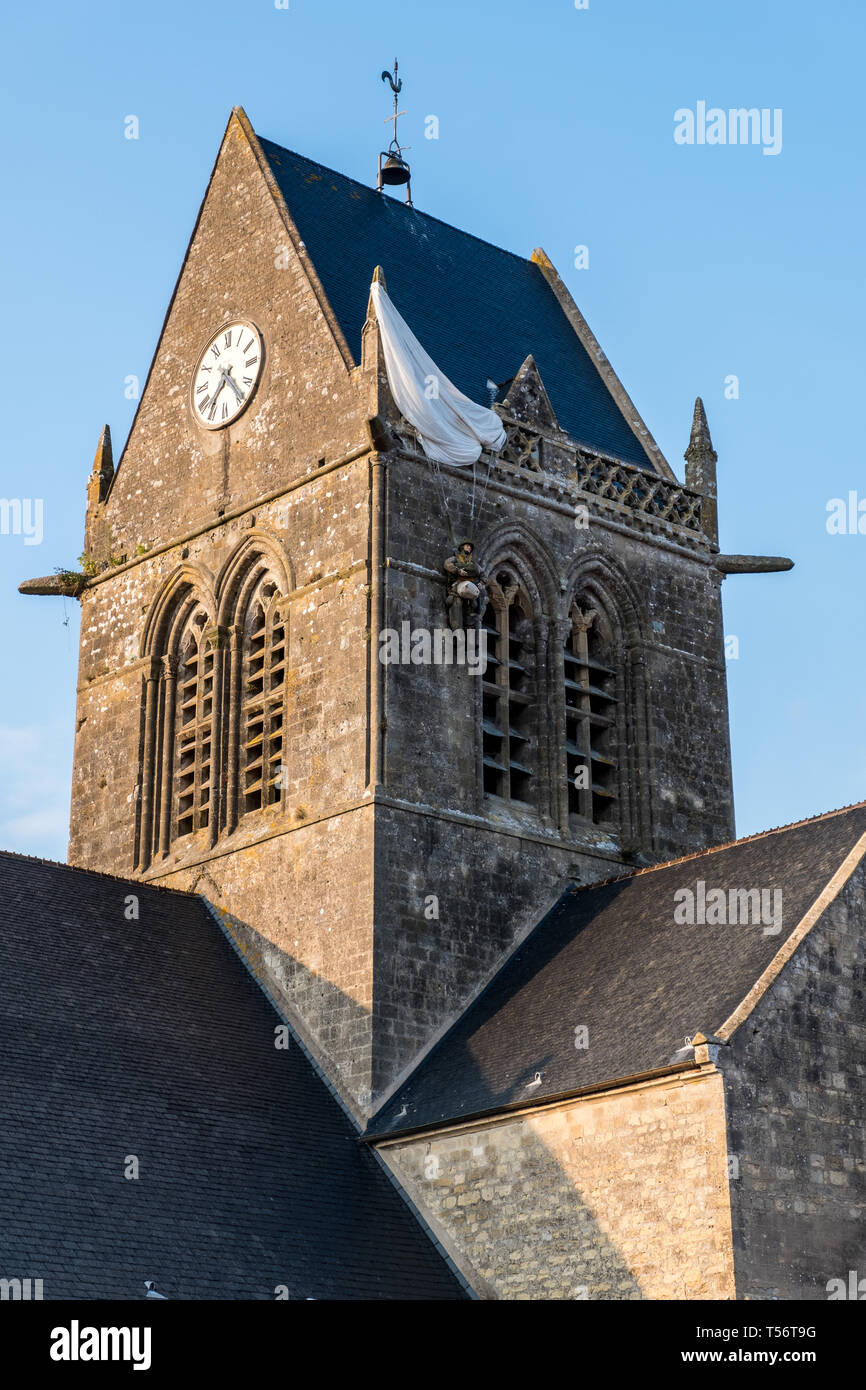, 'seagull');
144,1281,168,1299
